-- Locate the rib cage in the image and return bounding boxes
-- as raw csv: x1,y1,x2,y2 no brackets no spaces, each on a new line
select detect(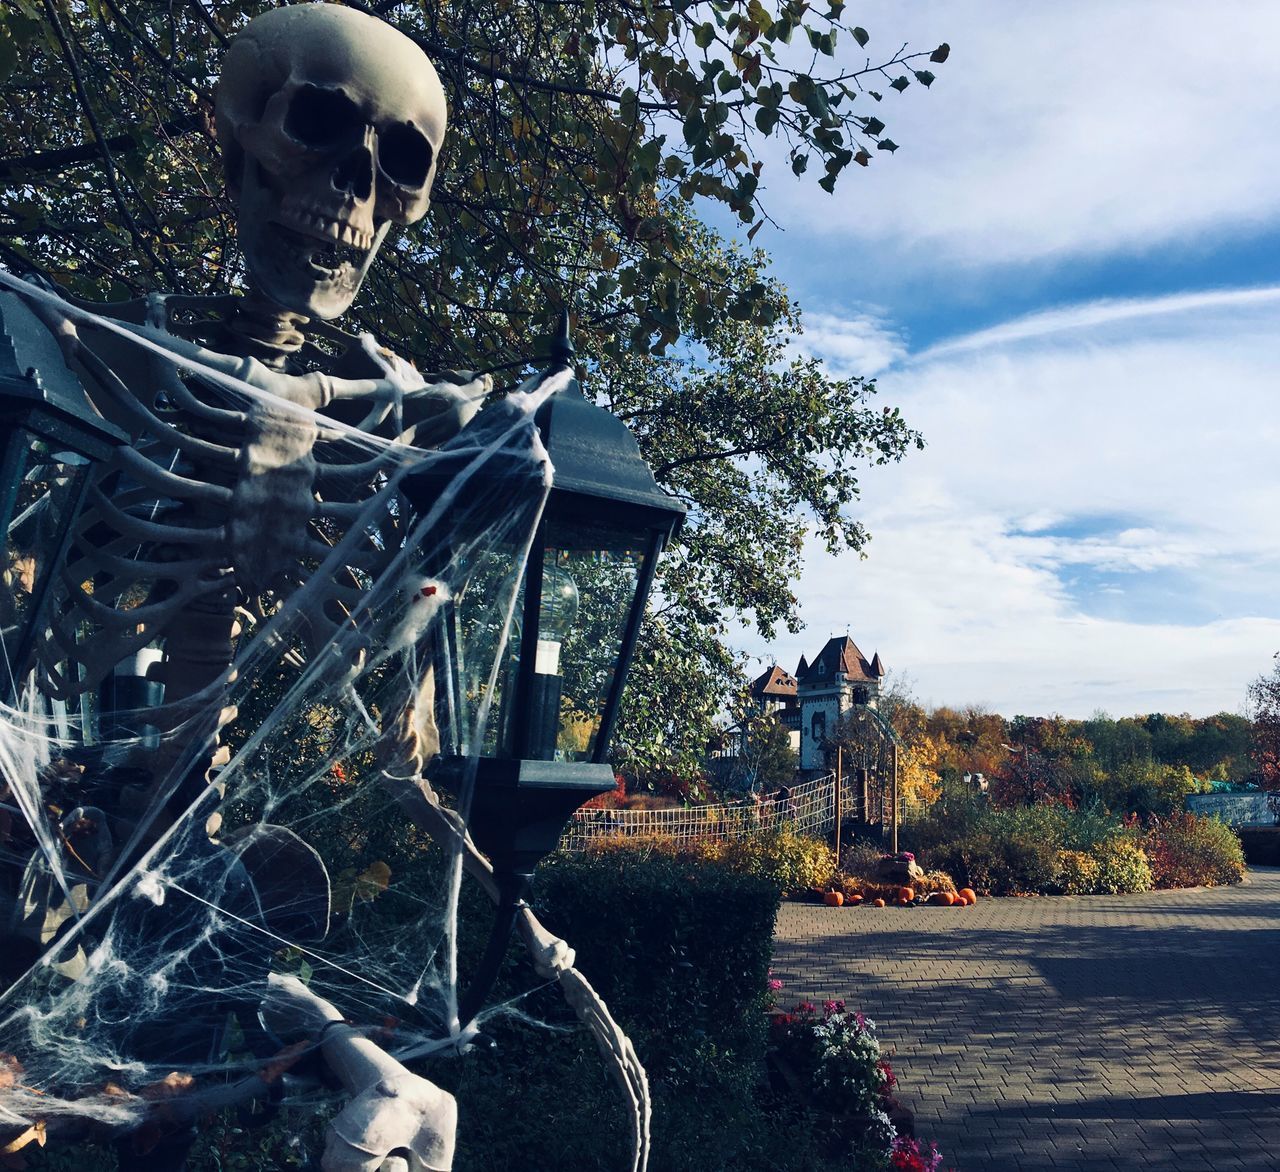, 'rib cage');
5,285,488,839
